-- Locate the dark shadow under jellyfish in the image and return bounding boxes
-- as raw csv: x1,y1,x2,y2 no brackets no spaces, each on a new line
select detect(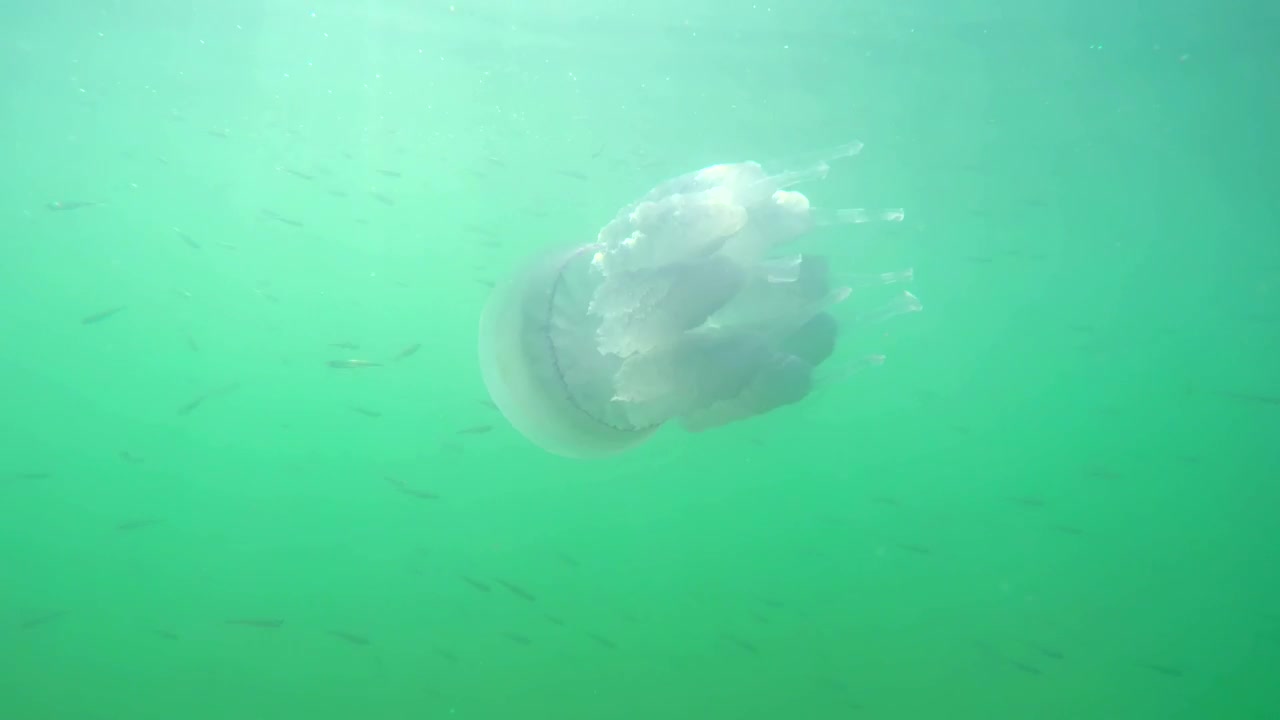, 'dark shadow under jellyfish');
478,141,921,458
